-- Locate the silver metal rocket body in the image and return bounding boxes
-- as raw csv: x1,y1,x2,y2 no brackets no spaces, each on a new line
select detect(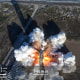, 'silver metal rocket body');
39,45,44,70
